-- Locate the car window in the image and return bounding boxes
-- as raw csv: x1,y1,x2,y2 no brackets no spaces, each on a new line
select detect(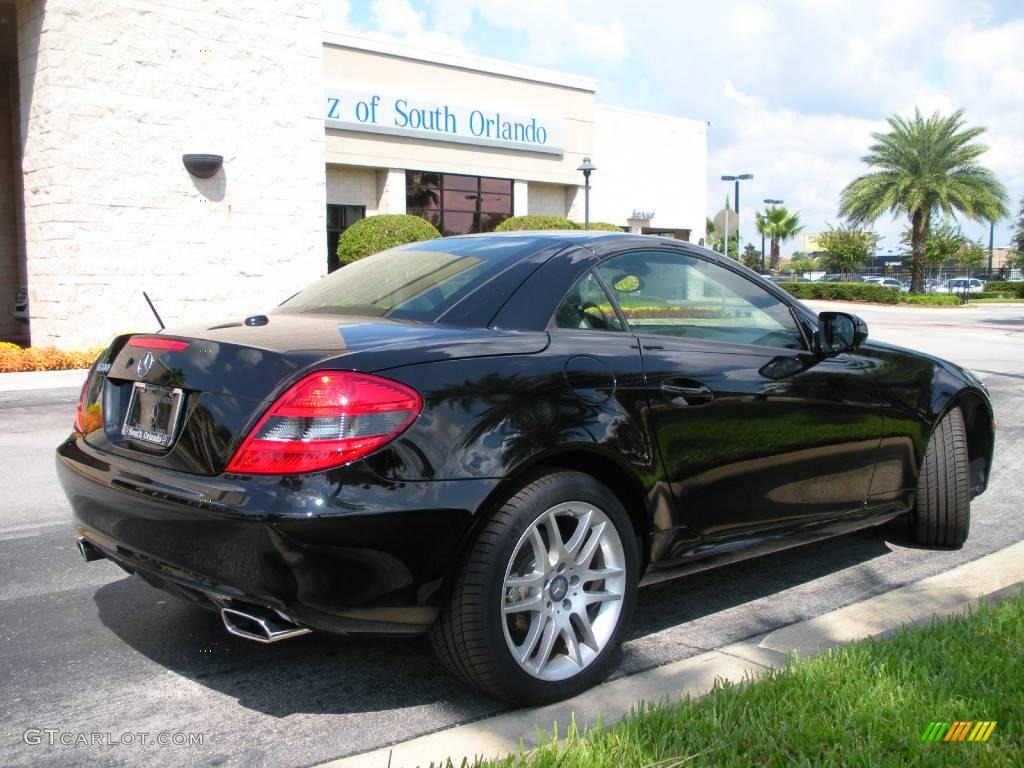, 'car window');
595,250,806,350
553,271,624,332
